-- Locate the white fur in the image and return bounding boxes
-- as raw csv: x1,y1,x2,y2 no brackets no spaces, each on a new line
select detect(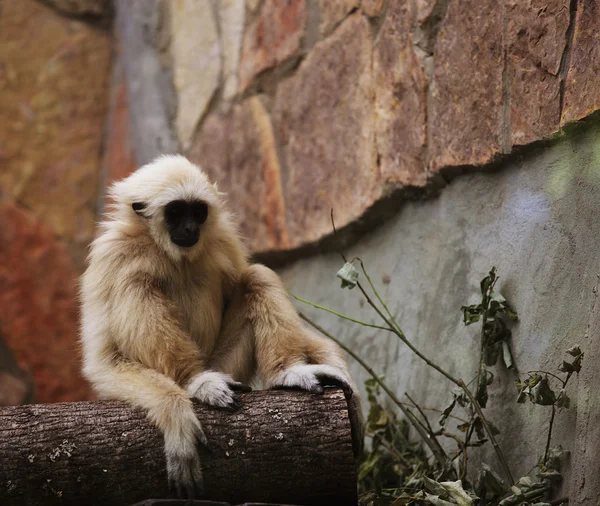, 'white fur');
269,364,354,391
187,371,237,408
